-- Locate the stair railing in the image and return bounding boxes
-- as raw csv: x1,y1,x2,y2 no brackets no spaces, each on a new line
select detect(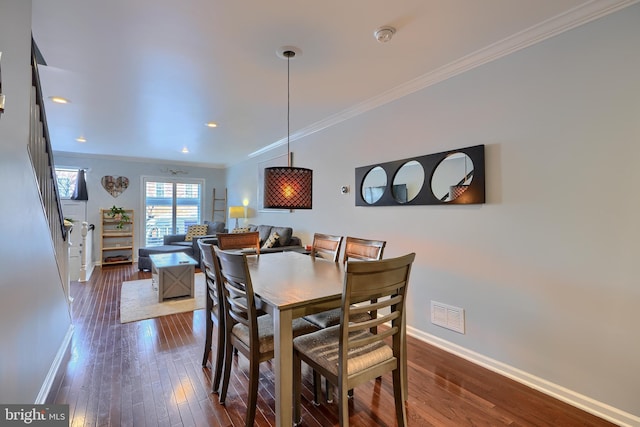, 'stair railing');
27,37,71,304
